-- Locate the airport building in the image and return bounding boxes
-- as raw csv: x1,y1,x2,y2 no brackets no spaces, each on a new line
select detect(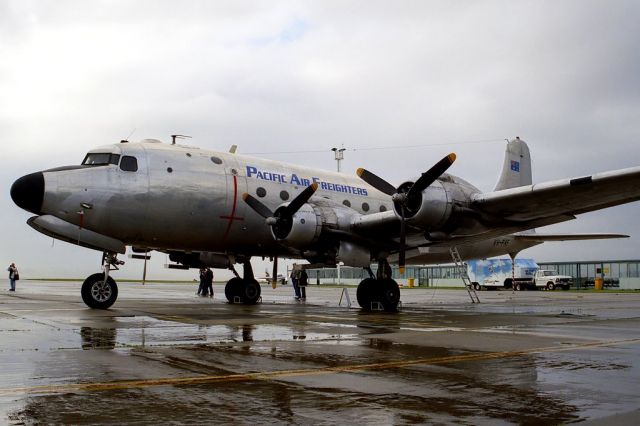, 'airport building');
306,259,640,290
